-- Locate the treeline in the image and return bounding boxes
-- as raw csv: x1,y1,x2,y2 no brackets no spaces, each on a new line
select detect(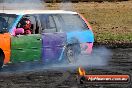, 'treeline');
44,0,131,3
